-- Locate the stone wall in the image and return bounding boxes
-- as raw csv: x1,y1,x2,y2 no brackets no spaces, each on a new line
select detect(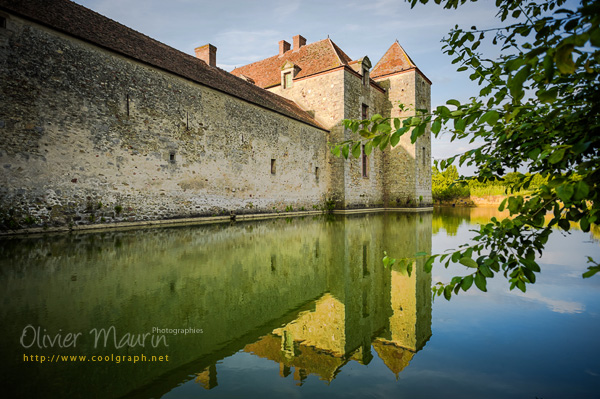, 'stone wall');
270,68,390,209
376,69,432,207
414,72,432,205
341,69,388,208
0,13,334,230
268,68,348,206
268,69,345,130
